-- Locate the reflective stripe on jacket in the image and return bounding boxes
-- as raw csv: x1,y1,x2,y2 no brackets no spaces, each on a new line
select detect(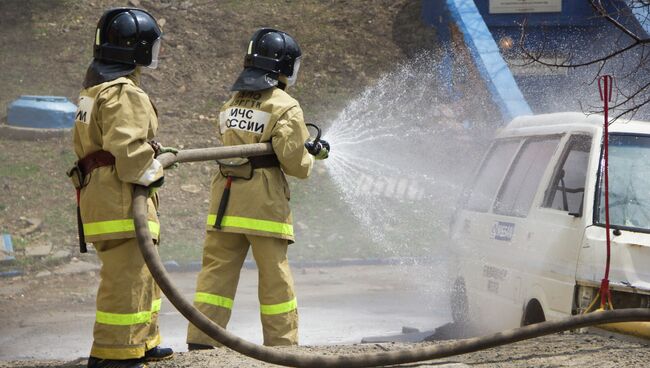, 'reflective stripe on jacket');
207,88,313,242
72,72,162,242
